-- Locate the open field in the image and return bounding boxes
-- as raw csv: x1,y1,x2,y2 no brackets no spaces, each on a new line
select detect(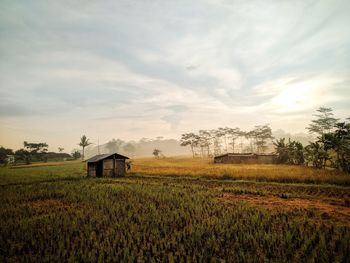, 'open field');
132,157,350,185
1,159,350,262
